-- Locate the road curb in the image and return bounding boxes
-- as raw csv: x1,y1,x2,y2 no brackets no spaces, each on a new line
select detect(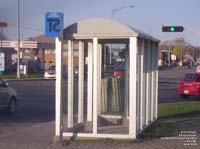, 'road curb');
4,78,53,82
158,81,179,85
